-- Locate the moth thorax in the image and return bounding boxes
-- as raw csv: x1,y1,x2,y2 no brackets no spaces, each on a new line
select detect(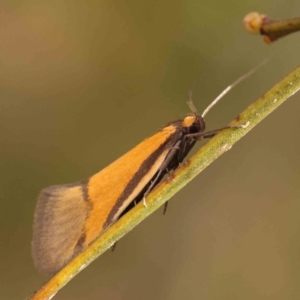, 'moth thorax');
182,116,196,128
182,115,205,132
